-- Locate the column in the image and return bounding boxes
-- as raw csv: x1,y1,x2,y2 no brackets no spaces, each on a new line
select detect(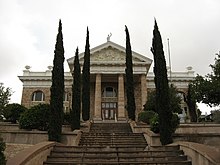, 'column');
118,74,126,120
141,74,147,108
94,74,102,121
